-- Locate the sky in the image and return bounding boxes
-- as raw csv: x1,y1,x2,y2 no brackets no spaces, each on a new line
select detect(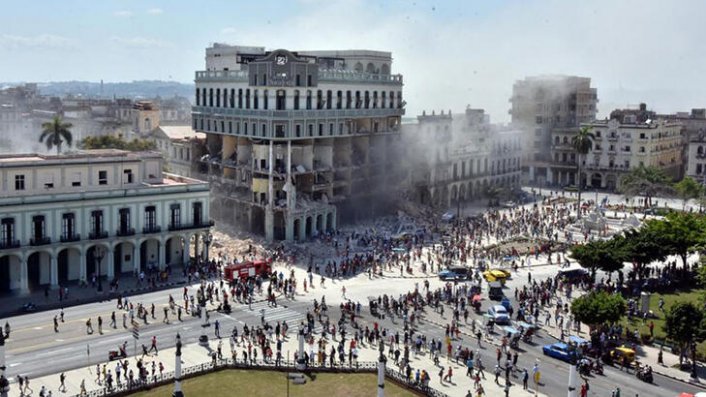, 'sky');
1,0,705,122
